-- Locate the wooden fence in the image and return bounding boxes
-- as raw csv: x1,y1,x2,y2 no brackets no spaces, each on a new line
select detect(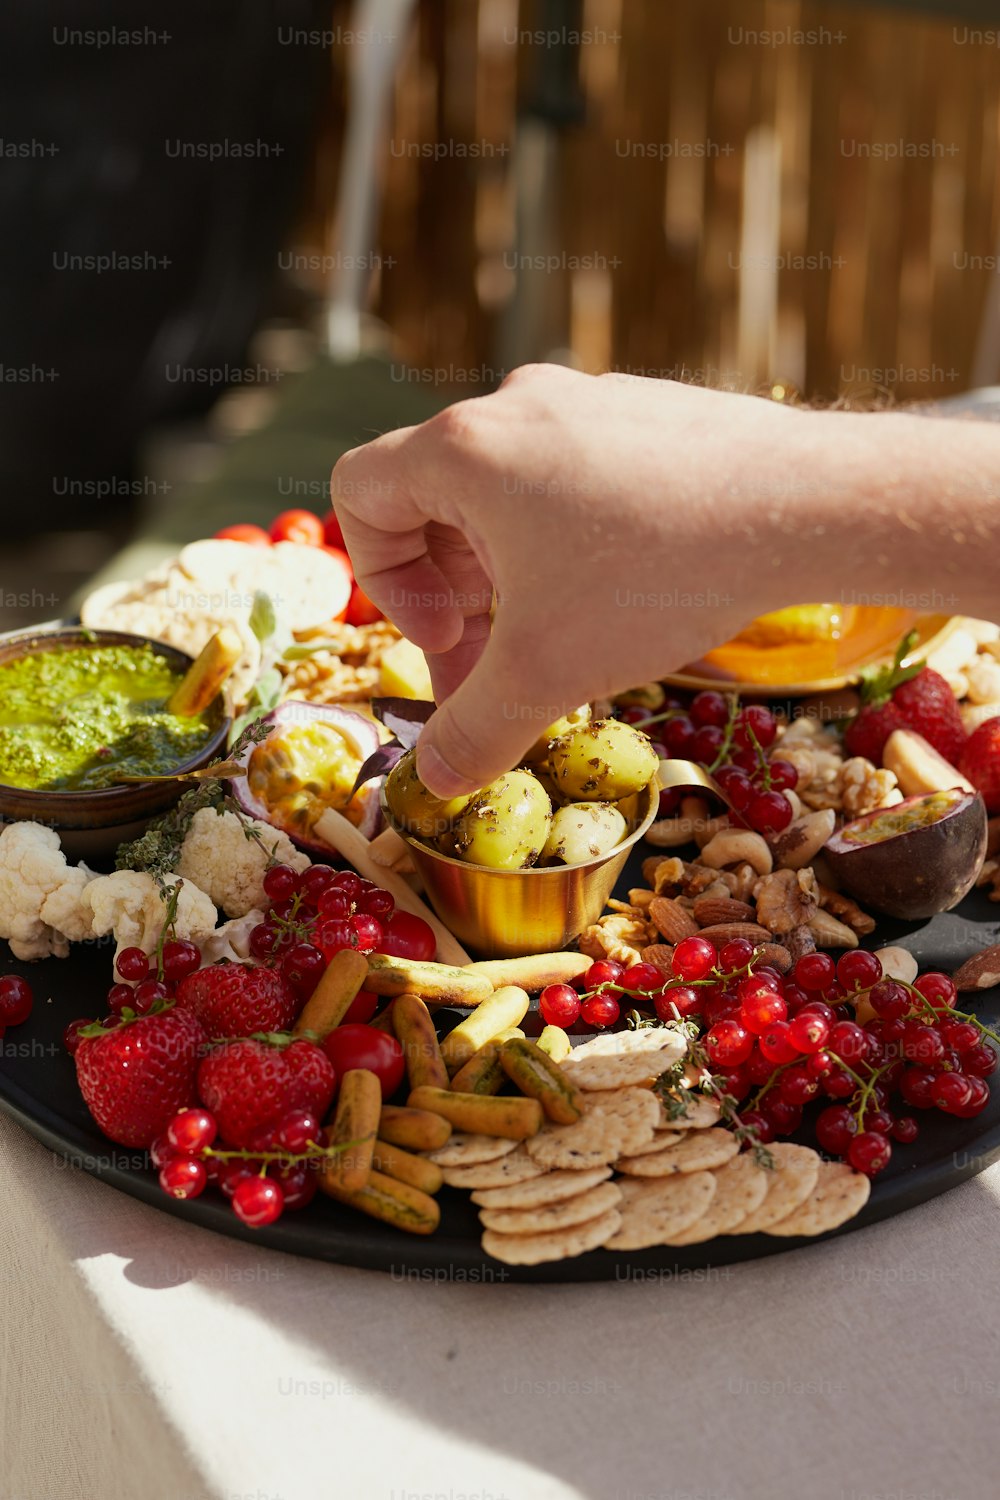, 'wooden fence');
295,0,1000,402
